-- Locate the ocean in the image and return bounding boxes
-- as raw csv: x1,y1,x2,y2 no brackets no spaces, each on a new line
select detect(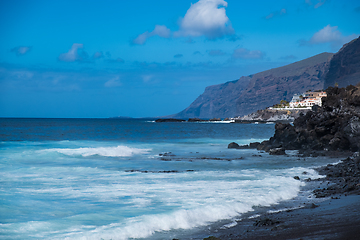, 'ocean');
0,118,338,240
